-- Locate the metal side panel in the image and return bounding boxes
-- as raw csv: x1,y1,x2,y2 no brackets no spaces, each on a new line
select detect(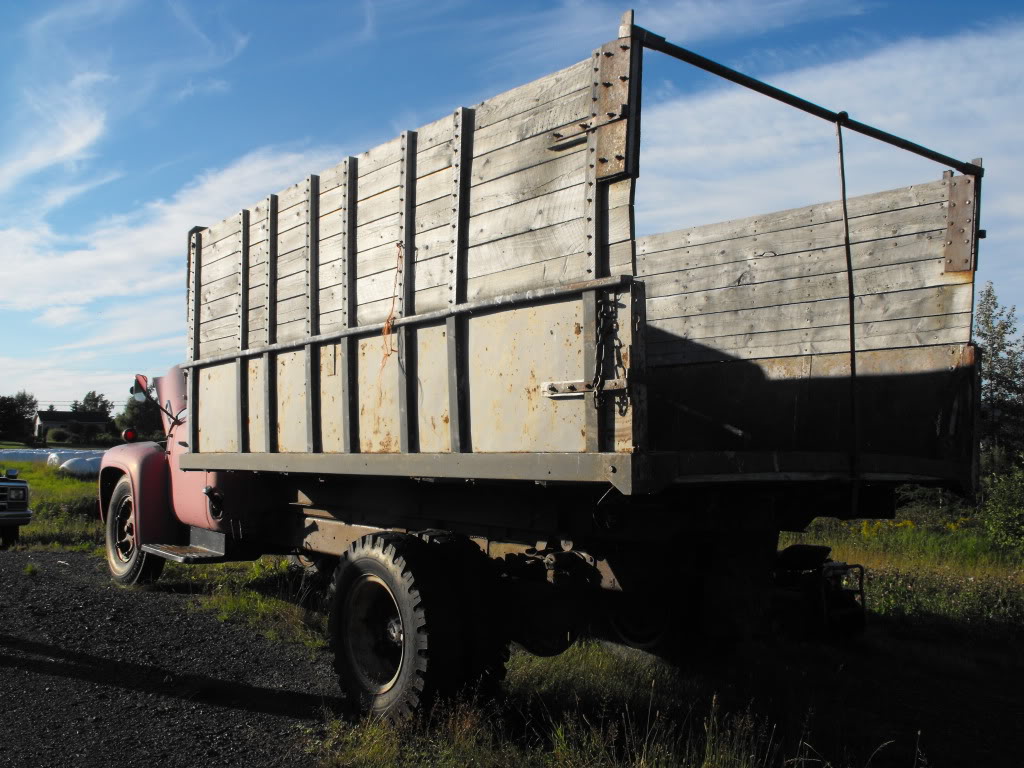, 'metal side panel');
468,297,586,453
178,450,640,494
